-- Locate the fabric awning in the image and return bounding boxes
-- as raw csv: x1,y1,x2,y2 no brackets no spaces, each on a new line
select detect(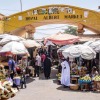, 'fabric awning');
45,32,80,45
